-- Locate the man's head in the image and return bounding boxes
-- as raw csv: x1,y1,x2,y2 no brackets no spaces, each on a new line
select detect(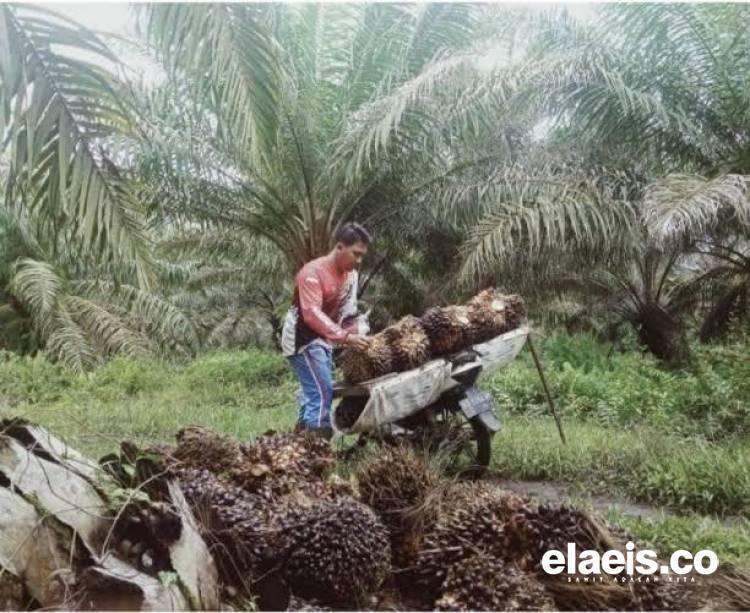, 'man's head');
332,222,371,272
